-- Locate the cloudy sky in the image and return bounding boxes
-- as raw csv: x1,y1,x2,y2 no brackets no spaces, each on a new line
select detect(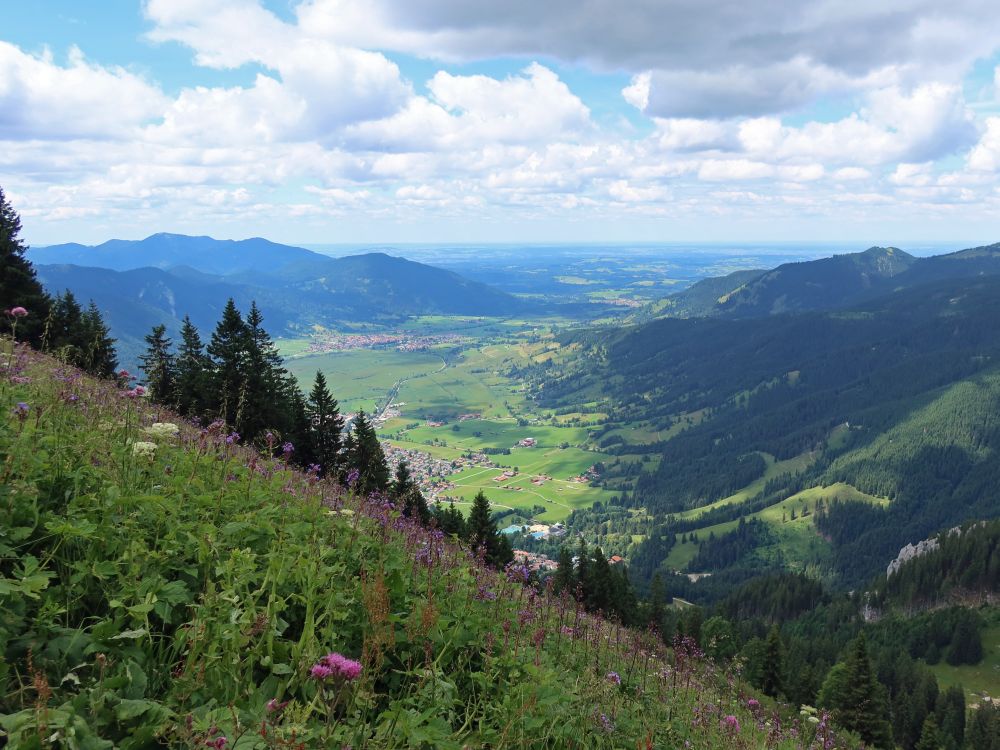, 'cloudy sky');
5,0,1000,245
